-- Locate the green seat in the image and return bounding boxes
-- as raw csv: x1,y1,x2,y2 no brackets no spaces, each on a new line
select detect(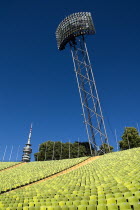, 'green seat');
51,201,59,206
98,199,106,205
47,207,54,210
106,198,116,204
97,204,107,210
84,192,90,196
80,200,88,205
51,198,57,202
123,192,133,198
46,202,52,206
78,205,87,210
119,187,128,193
66,201,73,205
112,189,120,193
107,204,118,210
8,204,14,207
76,196,82,200
23,203,29,207
135,191,140,199
55,206,63,210
29,202,34,207
61,205,69,210
63,197,68,201
132,203,140,210
87,204,96,210
116,197,126,204
90,190,97,195
17,204,23,208
23,207,29,210
98,195,105,200
40,207,47,210
89,199,97,205
59,201,66,206
68,205,77,210
4,204,9,208
114,193,122,198
29,207,35,210
90,195,97,200
73,200,80,206
13,203,18,207
34,202,42,206
106,194,114,199
119,203,131,210
128,196,138,204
